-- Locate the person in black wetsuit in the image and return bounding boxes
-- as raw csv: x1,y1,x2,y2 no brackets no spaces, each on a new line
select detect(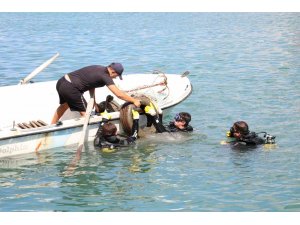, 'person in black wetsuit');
51,63,141,124
94,110,139,150
142,101,193,133
225,121,266,148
